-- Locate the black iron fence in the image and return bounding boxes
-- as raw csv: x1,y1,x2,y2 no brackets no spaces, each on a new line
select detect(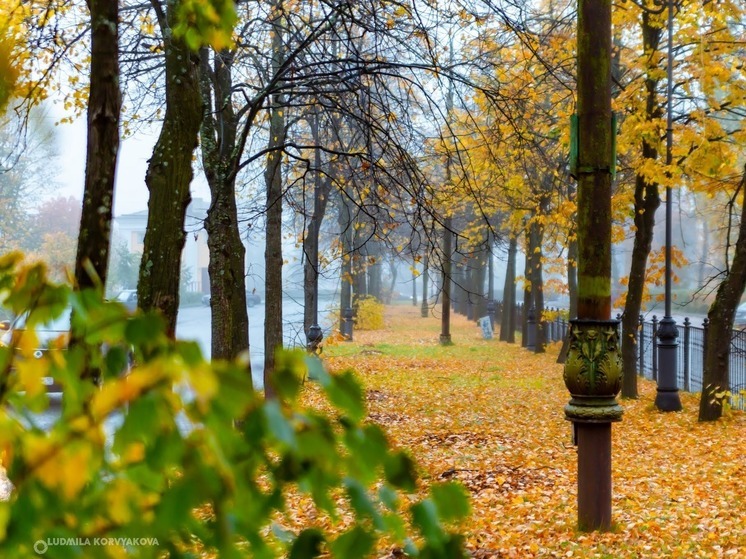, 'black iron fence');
634,315,746,408
493,302,746,407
